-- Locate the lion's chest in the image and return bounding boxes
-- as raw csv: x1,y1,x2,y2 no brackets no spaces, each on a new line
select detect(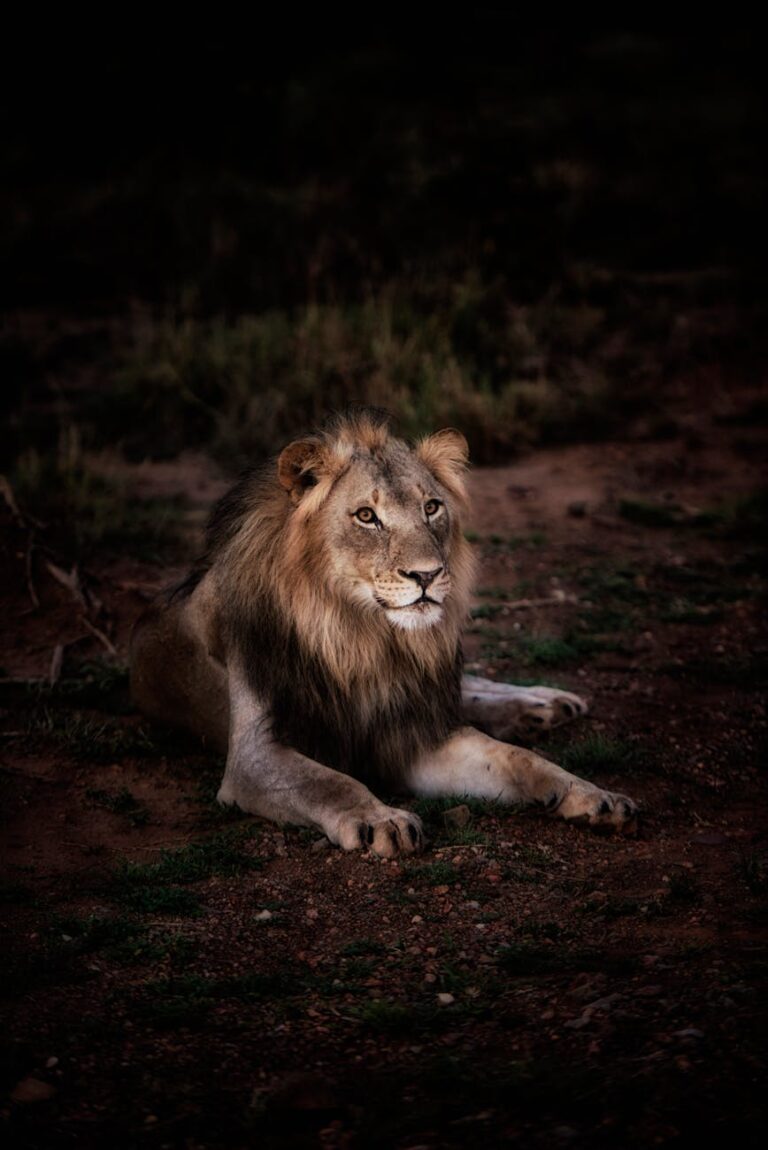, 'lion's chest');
238,616,462,781
274,676,447,781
